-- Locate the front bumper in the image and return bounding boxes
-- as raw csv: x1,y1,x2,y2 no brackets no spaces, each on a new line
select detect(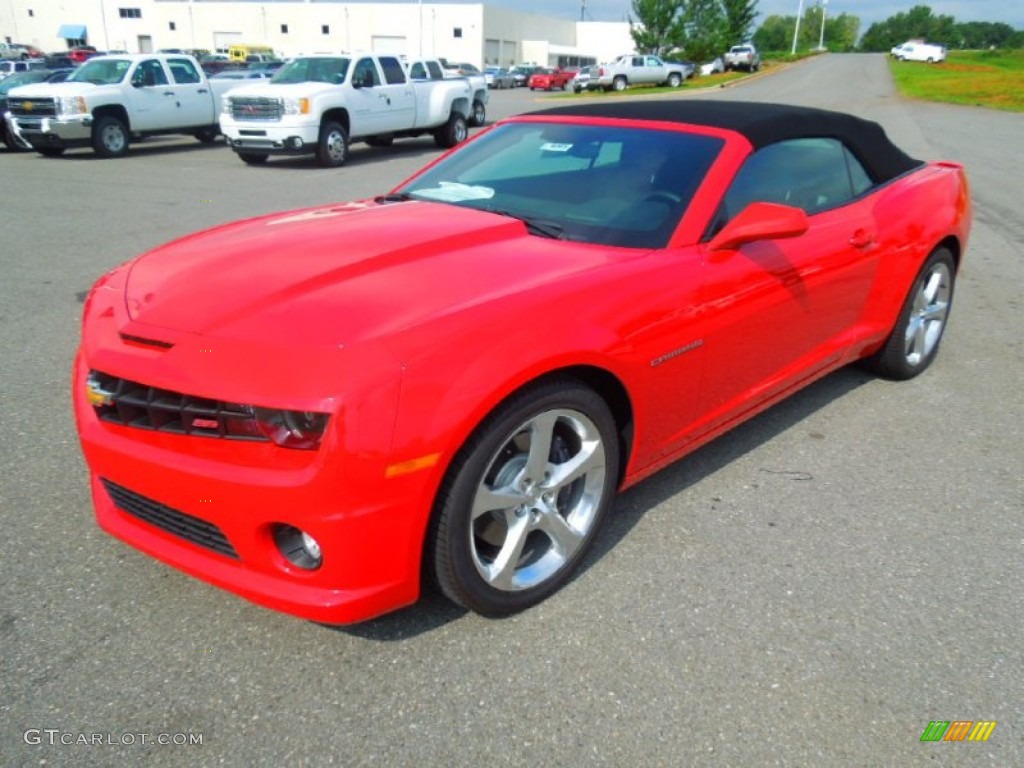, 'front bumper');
14,114,92,149
220,118,319,156
72,292,435,623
